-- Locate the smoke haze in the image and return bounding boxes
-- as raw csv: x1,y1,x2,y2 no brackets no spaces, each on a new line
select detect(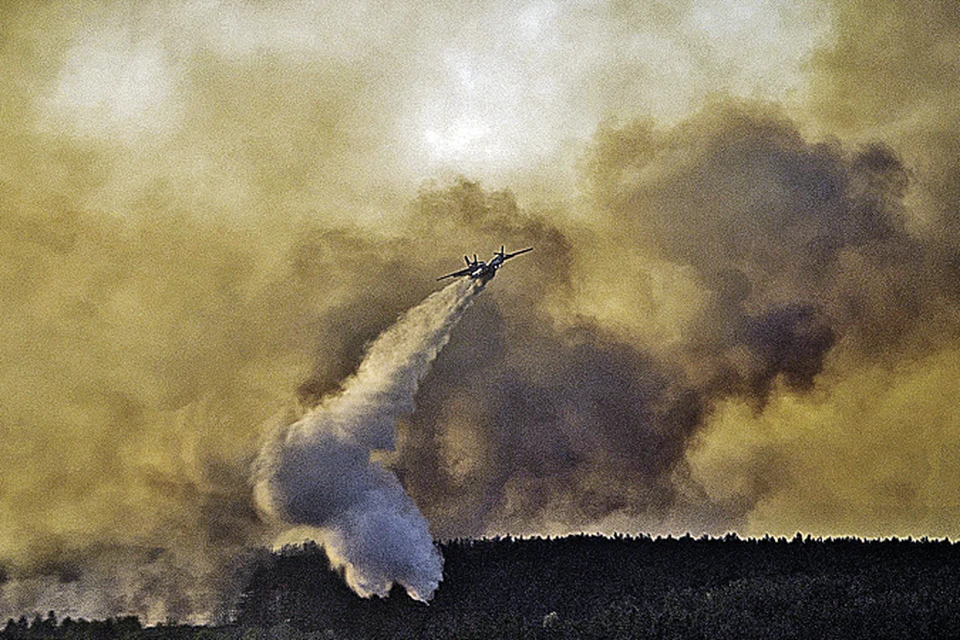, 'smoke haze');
2,0,959,622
